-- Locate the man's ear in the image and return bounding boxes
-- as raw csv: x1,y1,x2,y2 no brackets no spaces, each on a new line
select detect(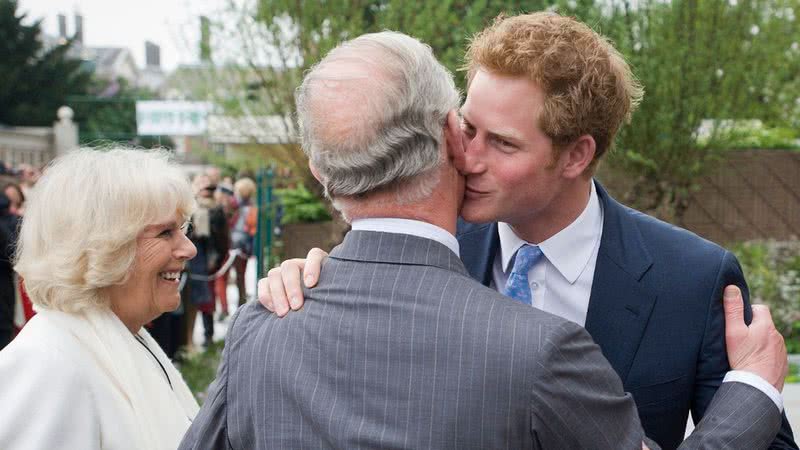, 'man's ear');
308,161,323,183
443,109,466,172
560,134,596,179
